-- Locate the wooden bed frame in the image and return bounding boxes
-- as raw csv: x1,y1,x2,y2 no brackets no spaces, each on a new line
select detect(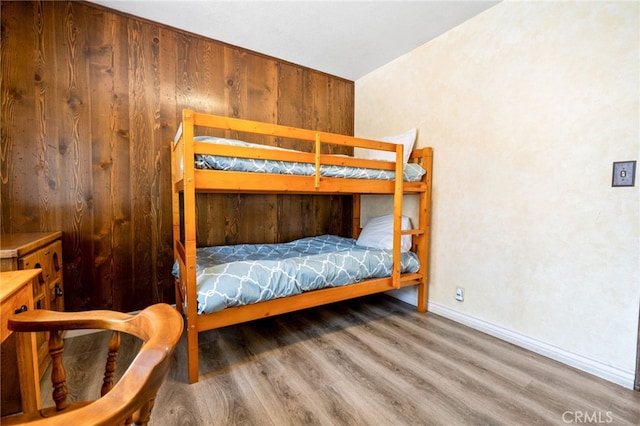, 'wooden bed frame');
171,109,433,383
